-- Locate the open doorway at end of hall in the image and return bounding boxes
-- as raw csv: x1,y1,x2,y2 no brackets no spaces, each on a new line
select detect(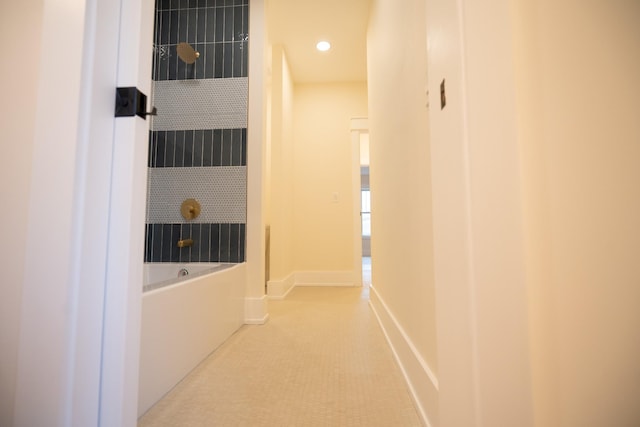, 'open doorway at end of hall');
360,136,371,287
351,118,370,289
